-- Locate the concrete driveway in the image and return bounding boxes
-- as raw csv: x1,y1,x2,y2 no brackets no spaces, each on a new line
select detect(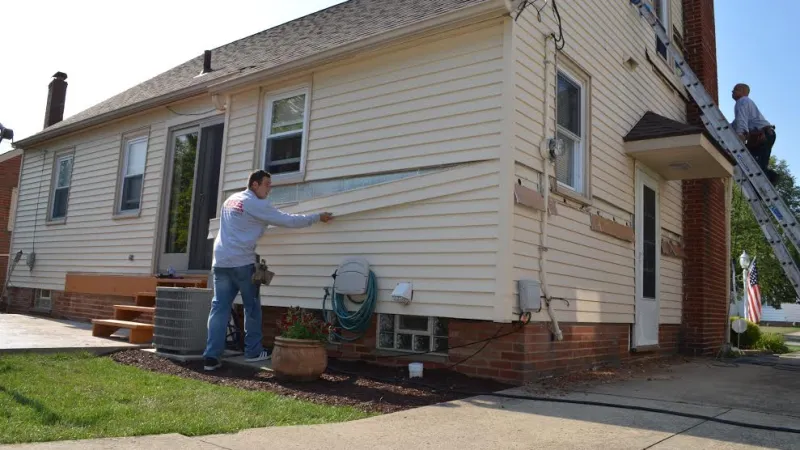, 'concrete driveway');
3,354,799,449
